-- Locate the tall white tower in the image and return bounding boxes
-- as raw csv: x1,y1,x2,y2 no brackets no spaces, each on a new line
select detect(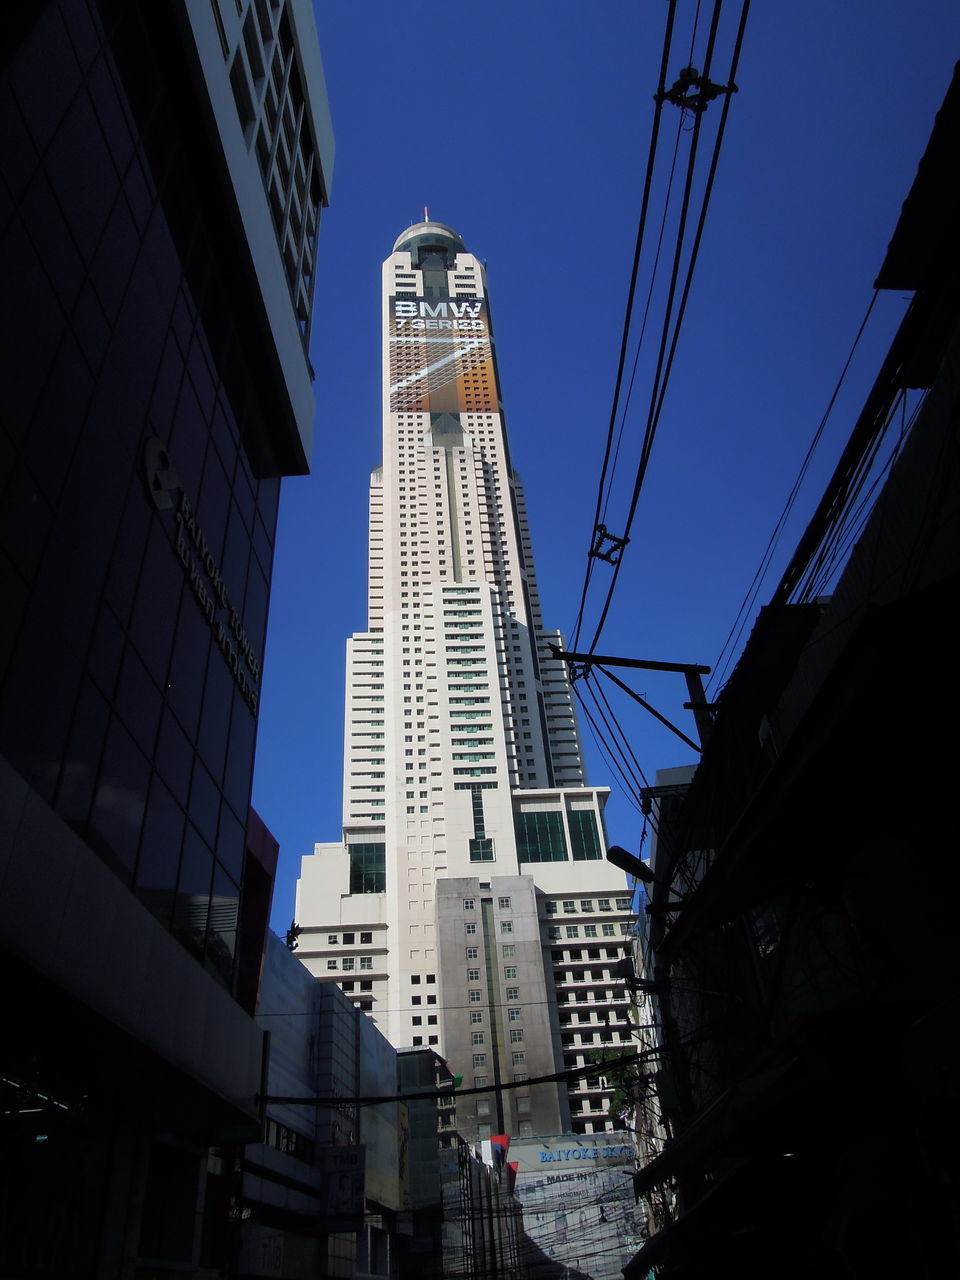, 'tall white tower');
297,221,635,1140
